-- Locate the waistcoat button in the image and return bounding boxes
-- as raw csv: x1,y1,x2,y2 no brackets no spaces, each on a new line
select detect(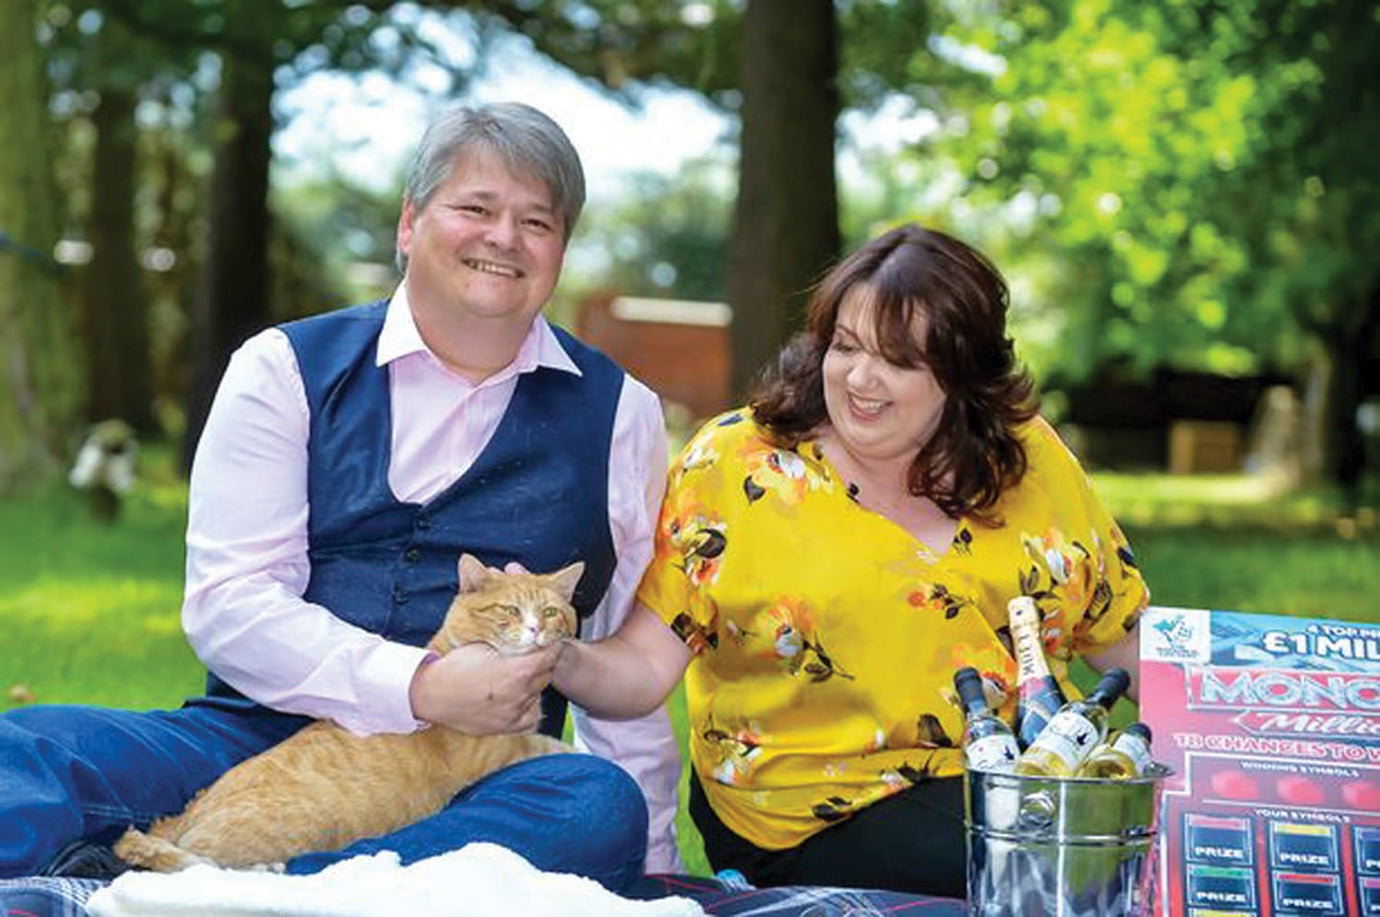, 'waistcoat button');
404,547,421,563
